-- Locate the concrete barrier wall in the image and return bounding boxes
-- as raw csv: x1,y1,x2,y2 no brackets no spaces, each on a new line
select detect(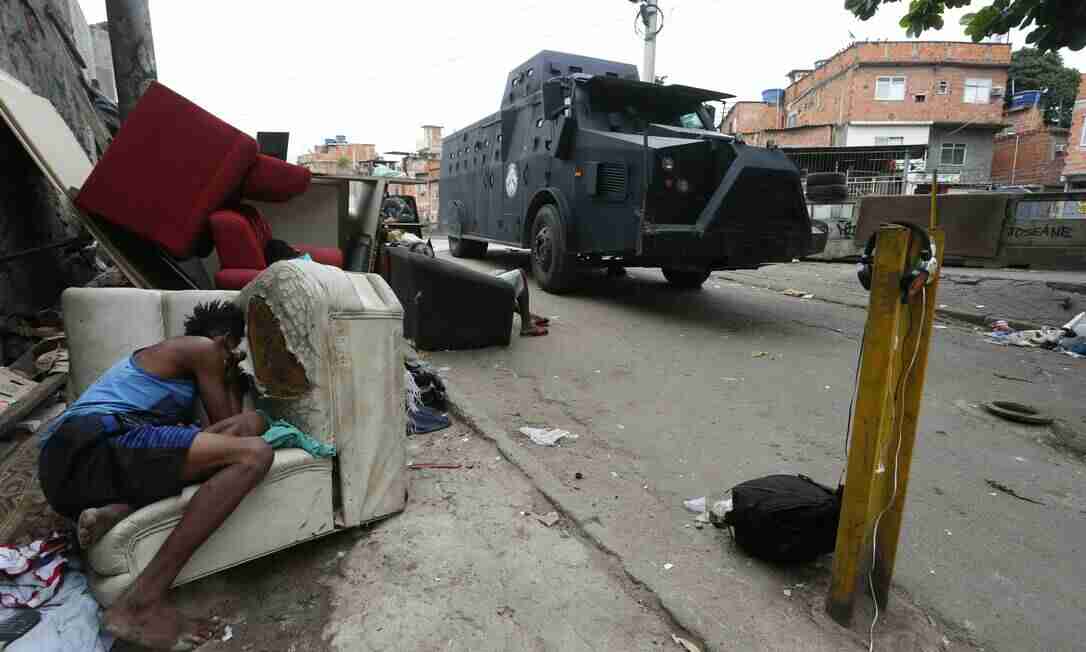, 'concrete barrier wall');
855,194,1009,259
1001,195,1086,269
